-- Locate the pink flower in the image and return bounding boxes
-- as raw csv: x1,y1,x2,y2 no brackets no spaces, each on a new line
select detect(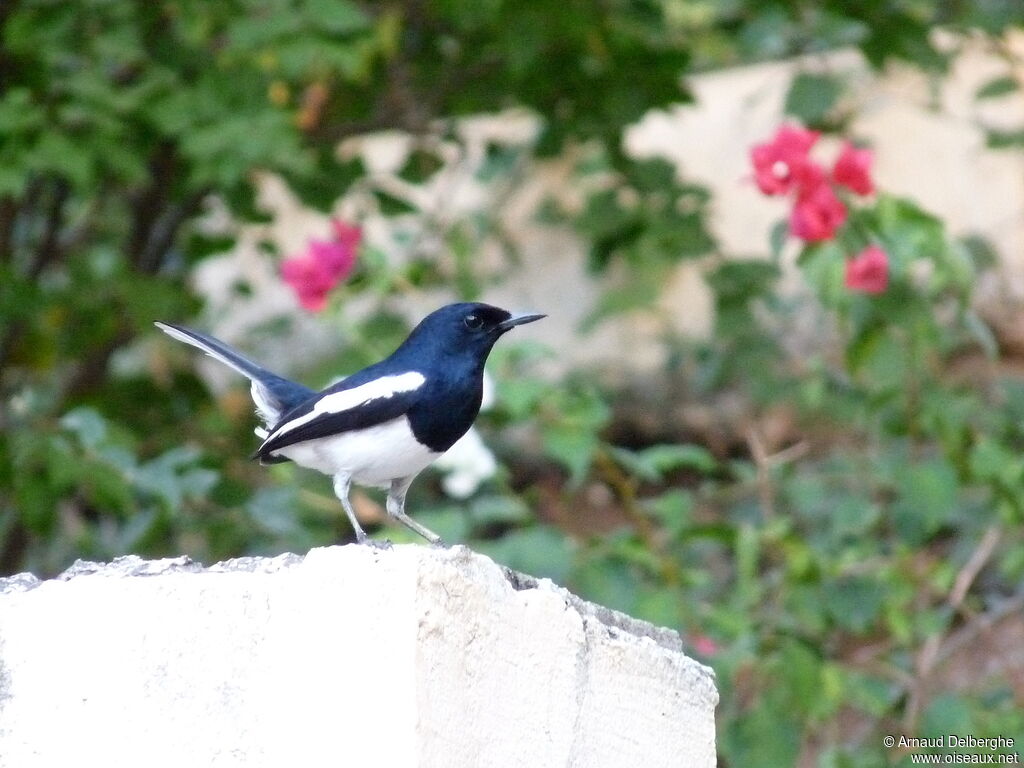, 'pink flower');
750,124,821,196
789,182,847,242
281,219,361,312
832,141,874,196
689,634,720,657
845,245,888,294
